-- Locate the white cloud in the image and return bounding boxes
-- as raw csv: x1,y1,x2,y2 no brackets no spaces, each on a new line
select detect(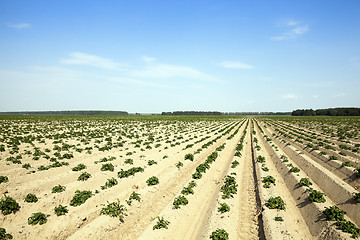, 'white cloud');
60,52,127,70
271,20,309,41
142,56,156,62
335,93,346,97
7,23,31,29
218,61,254,69
313,95,319,99
282,94,298,99
130,63,219,82
286,20,299,26
110,77,176,89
